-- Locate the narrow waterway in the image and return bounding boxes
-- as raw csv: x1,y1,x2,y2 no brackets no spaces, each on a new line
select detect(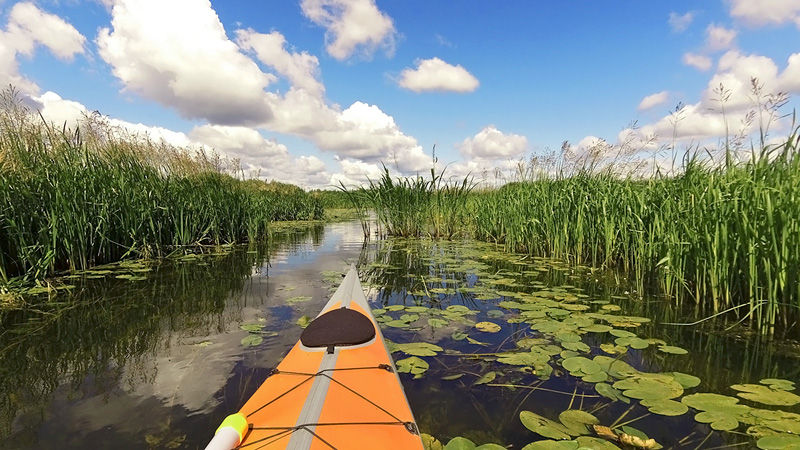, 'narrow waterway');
1,220,798,449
